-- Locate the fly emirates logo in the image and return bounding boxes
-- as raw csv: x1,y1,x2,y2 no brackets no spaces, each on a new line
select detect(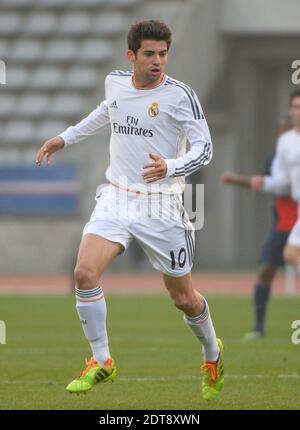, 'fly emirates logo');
113,115,154,137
